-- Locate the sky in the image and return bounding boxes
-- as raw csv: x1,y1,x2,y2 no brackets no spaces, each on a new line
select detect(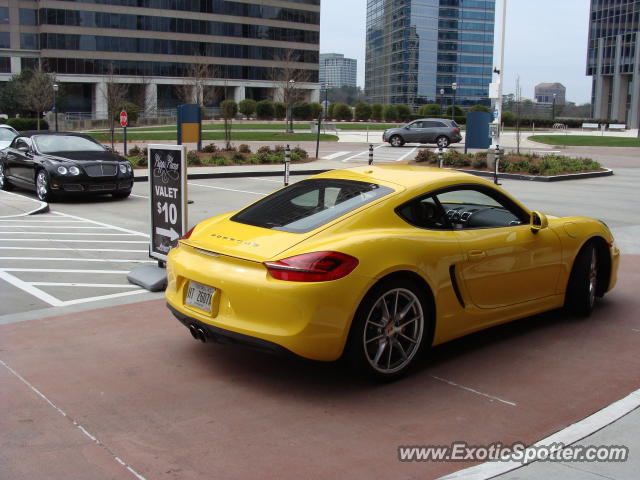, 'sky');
320,0,593,104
